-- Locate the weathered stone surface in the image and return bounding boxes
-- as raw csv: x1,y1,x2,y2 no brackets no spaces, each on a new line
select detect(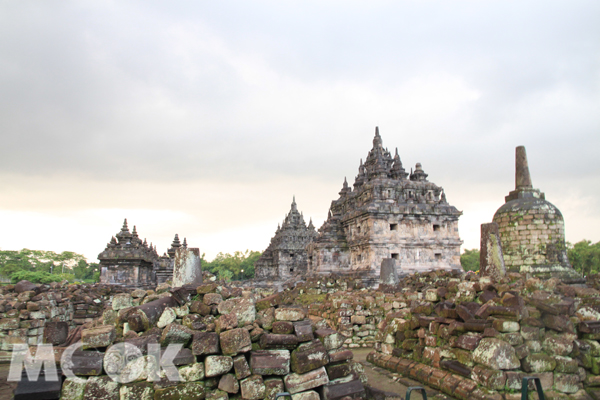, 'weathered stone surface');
179,362,205,382
217,297,256,327
205,356,234,378
543,335,574,356
275,307,306,322
216,313,239,333
220,328,252,356
204,293,223,306
328,349,353,363
233,354,252,380
492,319,520,333
120,382,154,400
260,333,299,349
472,338,520,370
251,350,290,375
218,373,240,394
315,328,345,351
157,307,177,328
291,339,329,374
43,321,69,345
479,222,506,280
172,247,202,288
240,374,266,400
380,258,399,286
61,377,87,400
160,322,193,346
264,377,285,400
112,293,133,311
472,365,506,390
291,390,320,400
82,325,116,349
67,350,104,376
320,380,365,400
284,366,329,394
84,376,120,400
522,353,557,372
192,332,220,356
554,373,581,393
272,321,294,334
14,280,39,294
154,382,205,400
